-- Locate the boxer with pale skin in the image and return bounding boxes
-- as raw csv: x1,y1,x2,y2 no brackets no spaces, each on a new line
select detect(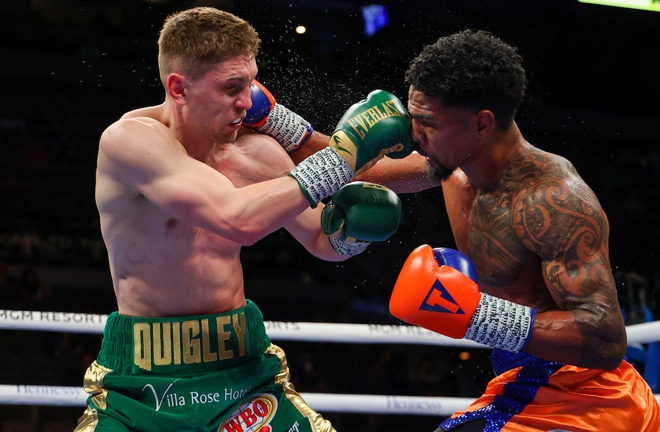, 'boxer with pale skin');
75,7,412,432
